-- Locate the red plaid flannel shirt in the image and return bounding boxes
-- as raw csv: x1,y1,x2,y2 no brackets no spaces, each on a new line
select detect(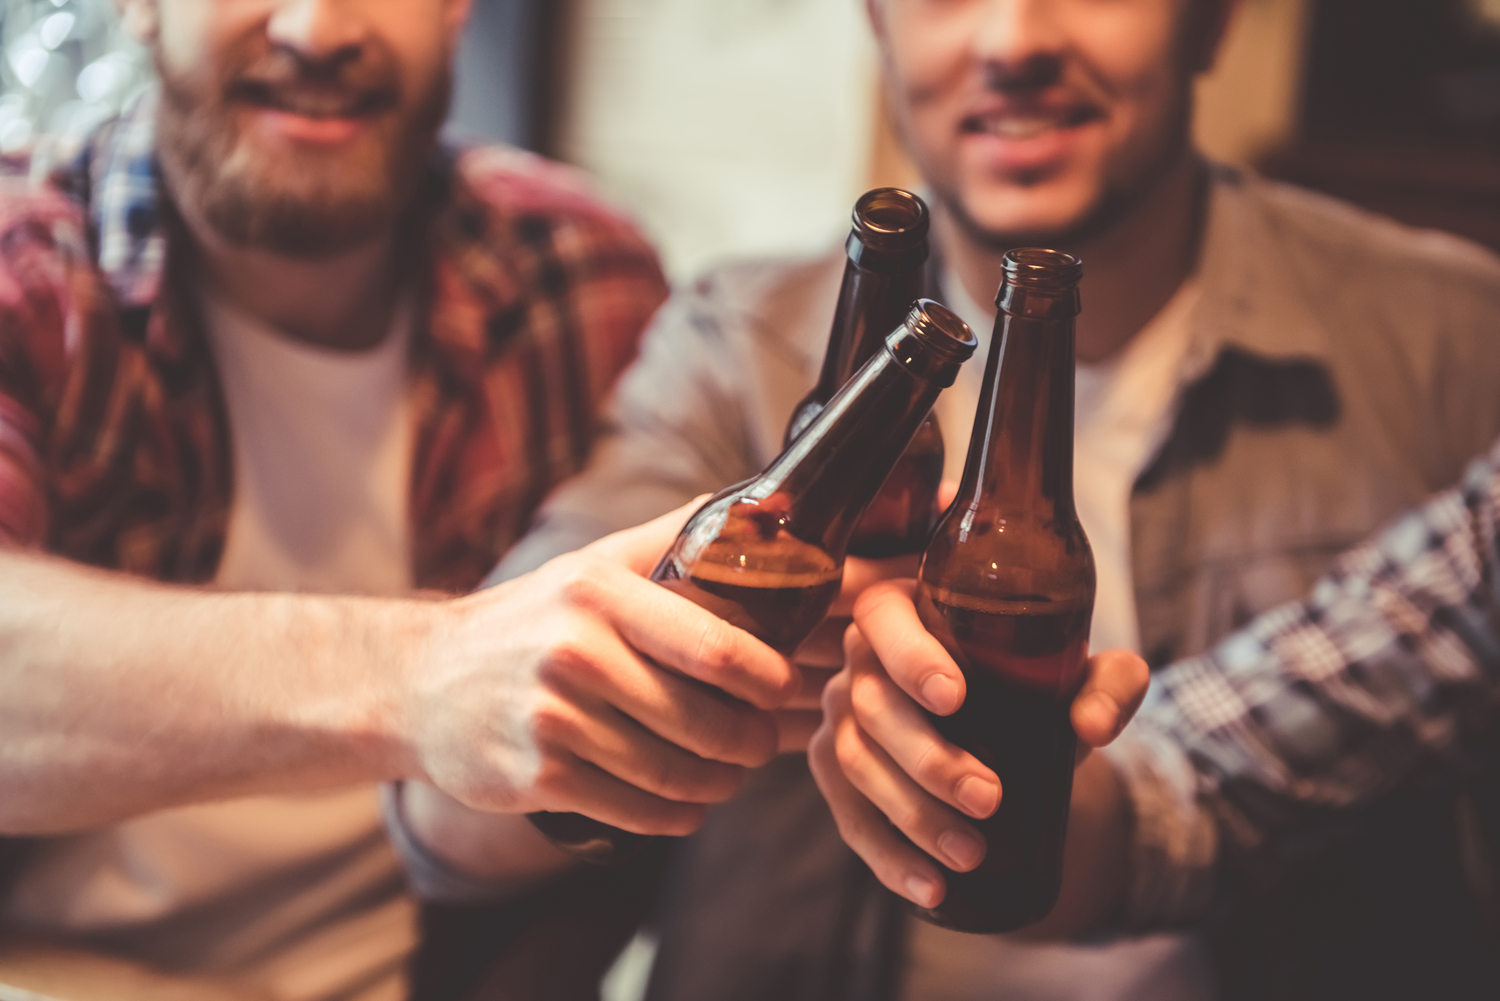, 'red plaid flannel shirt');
0,98,668,591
